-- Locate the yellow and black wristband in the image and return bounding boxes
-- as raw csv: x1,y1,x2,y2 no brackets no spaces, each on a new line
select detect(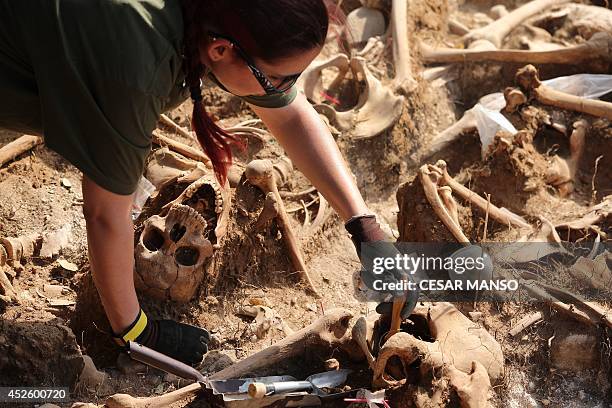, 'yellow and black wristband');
112,308,149,347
